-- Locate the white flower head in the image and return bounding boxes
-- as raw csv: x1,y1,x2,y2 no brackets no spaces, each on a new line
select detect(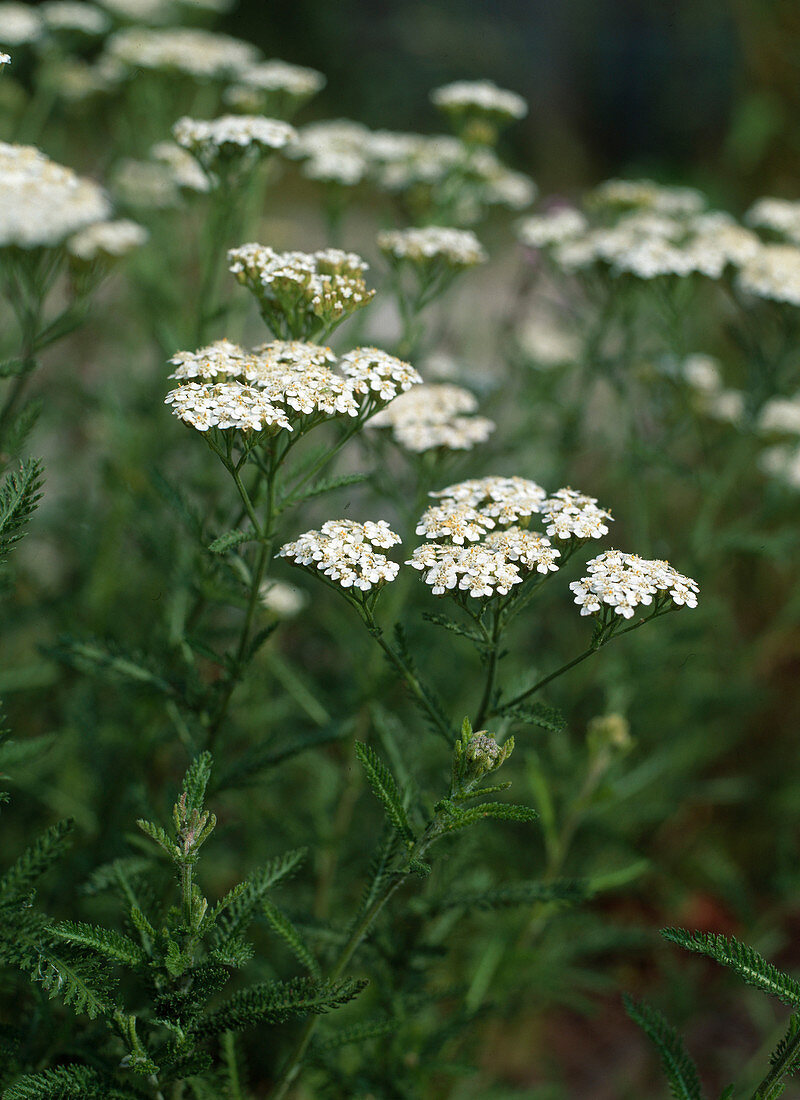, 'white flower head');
377,226,487,268
67,218,148,262
431,80,528,123
540,488,613,540
104,28,259,81
0,3,43,45
570,550,698,619
370,383,493,453
173,115,296,172
278,519,402,592
0,142,111,249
